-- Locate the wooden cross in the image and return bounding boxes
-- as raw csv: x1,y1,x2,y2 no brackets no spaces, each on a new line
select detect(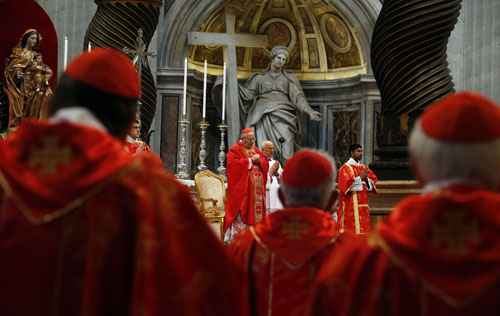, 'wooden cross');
188,9,269,144
28,136,73,175
280,216,310,240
